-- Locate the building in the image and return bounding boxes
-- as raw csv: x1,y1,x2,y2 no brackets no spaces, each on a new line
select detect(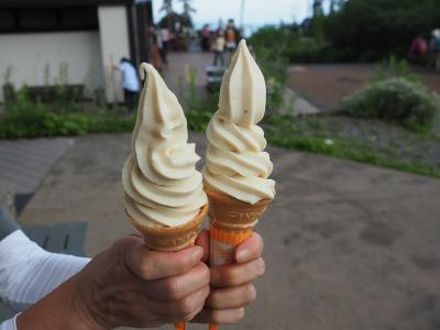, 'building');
0,0,154,103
